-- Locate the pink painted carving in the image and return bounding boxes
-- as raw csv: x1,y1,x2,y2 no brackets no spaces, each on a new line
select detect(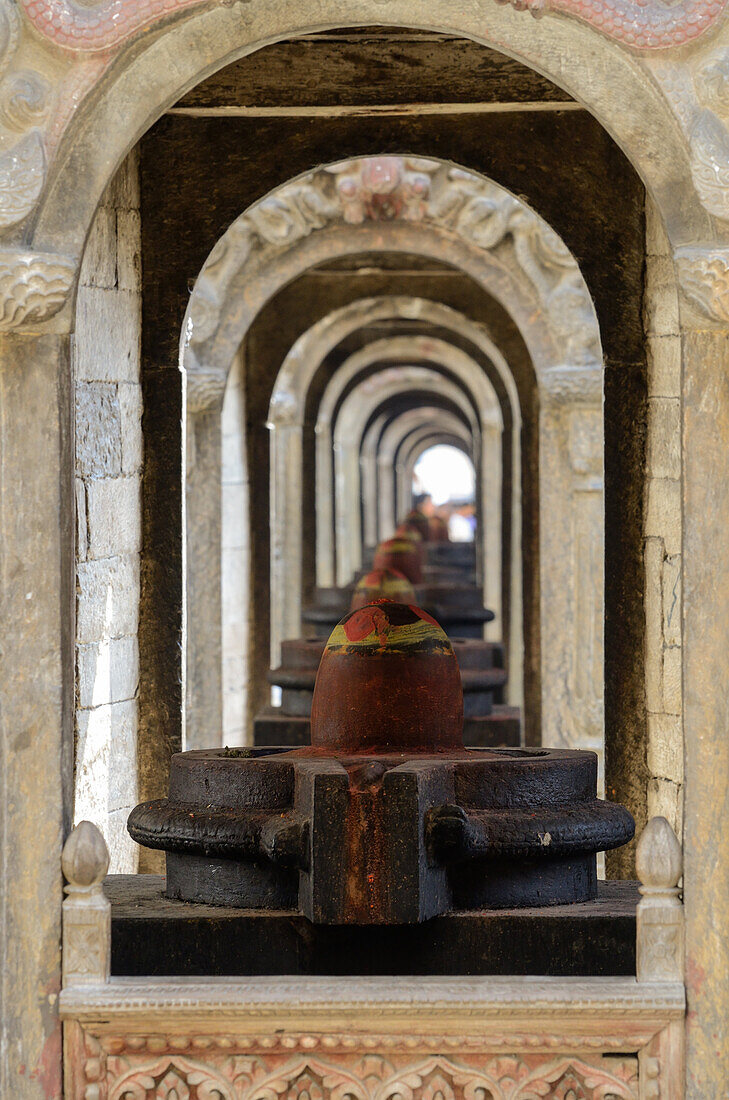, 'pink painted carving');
16,0,729,54
71,1040,642,1100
